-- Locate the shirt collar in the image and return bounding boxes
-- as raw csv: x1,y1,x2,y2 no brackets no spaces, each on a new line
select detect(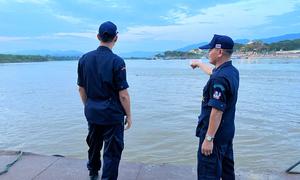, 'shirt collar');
97,46,112,52
215,61,232,71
